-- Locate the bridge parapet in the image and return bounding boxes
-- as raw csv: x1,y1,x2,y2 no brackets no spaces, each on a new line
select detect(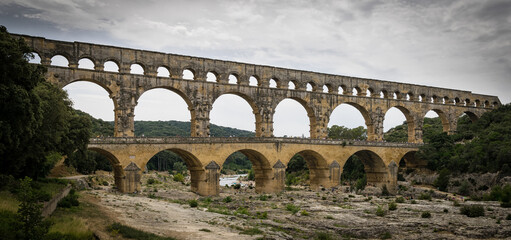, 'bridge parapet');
89,137,423,148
